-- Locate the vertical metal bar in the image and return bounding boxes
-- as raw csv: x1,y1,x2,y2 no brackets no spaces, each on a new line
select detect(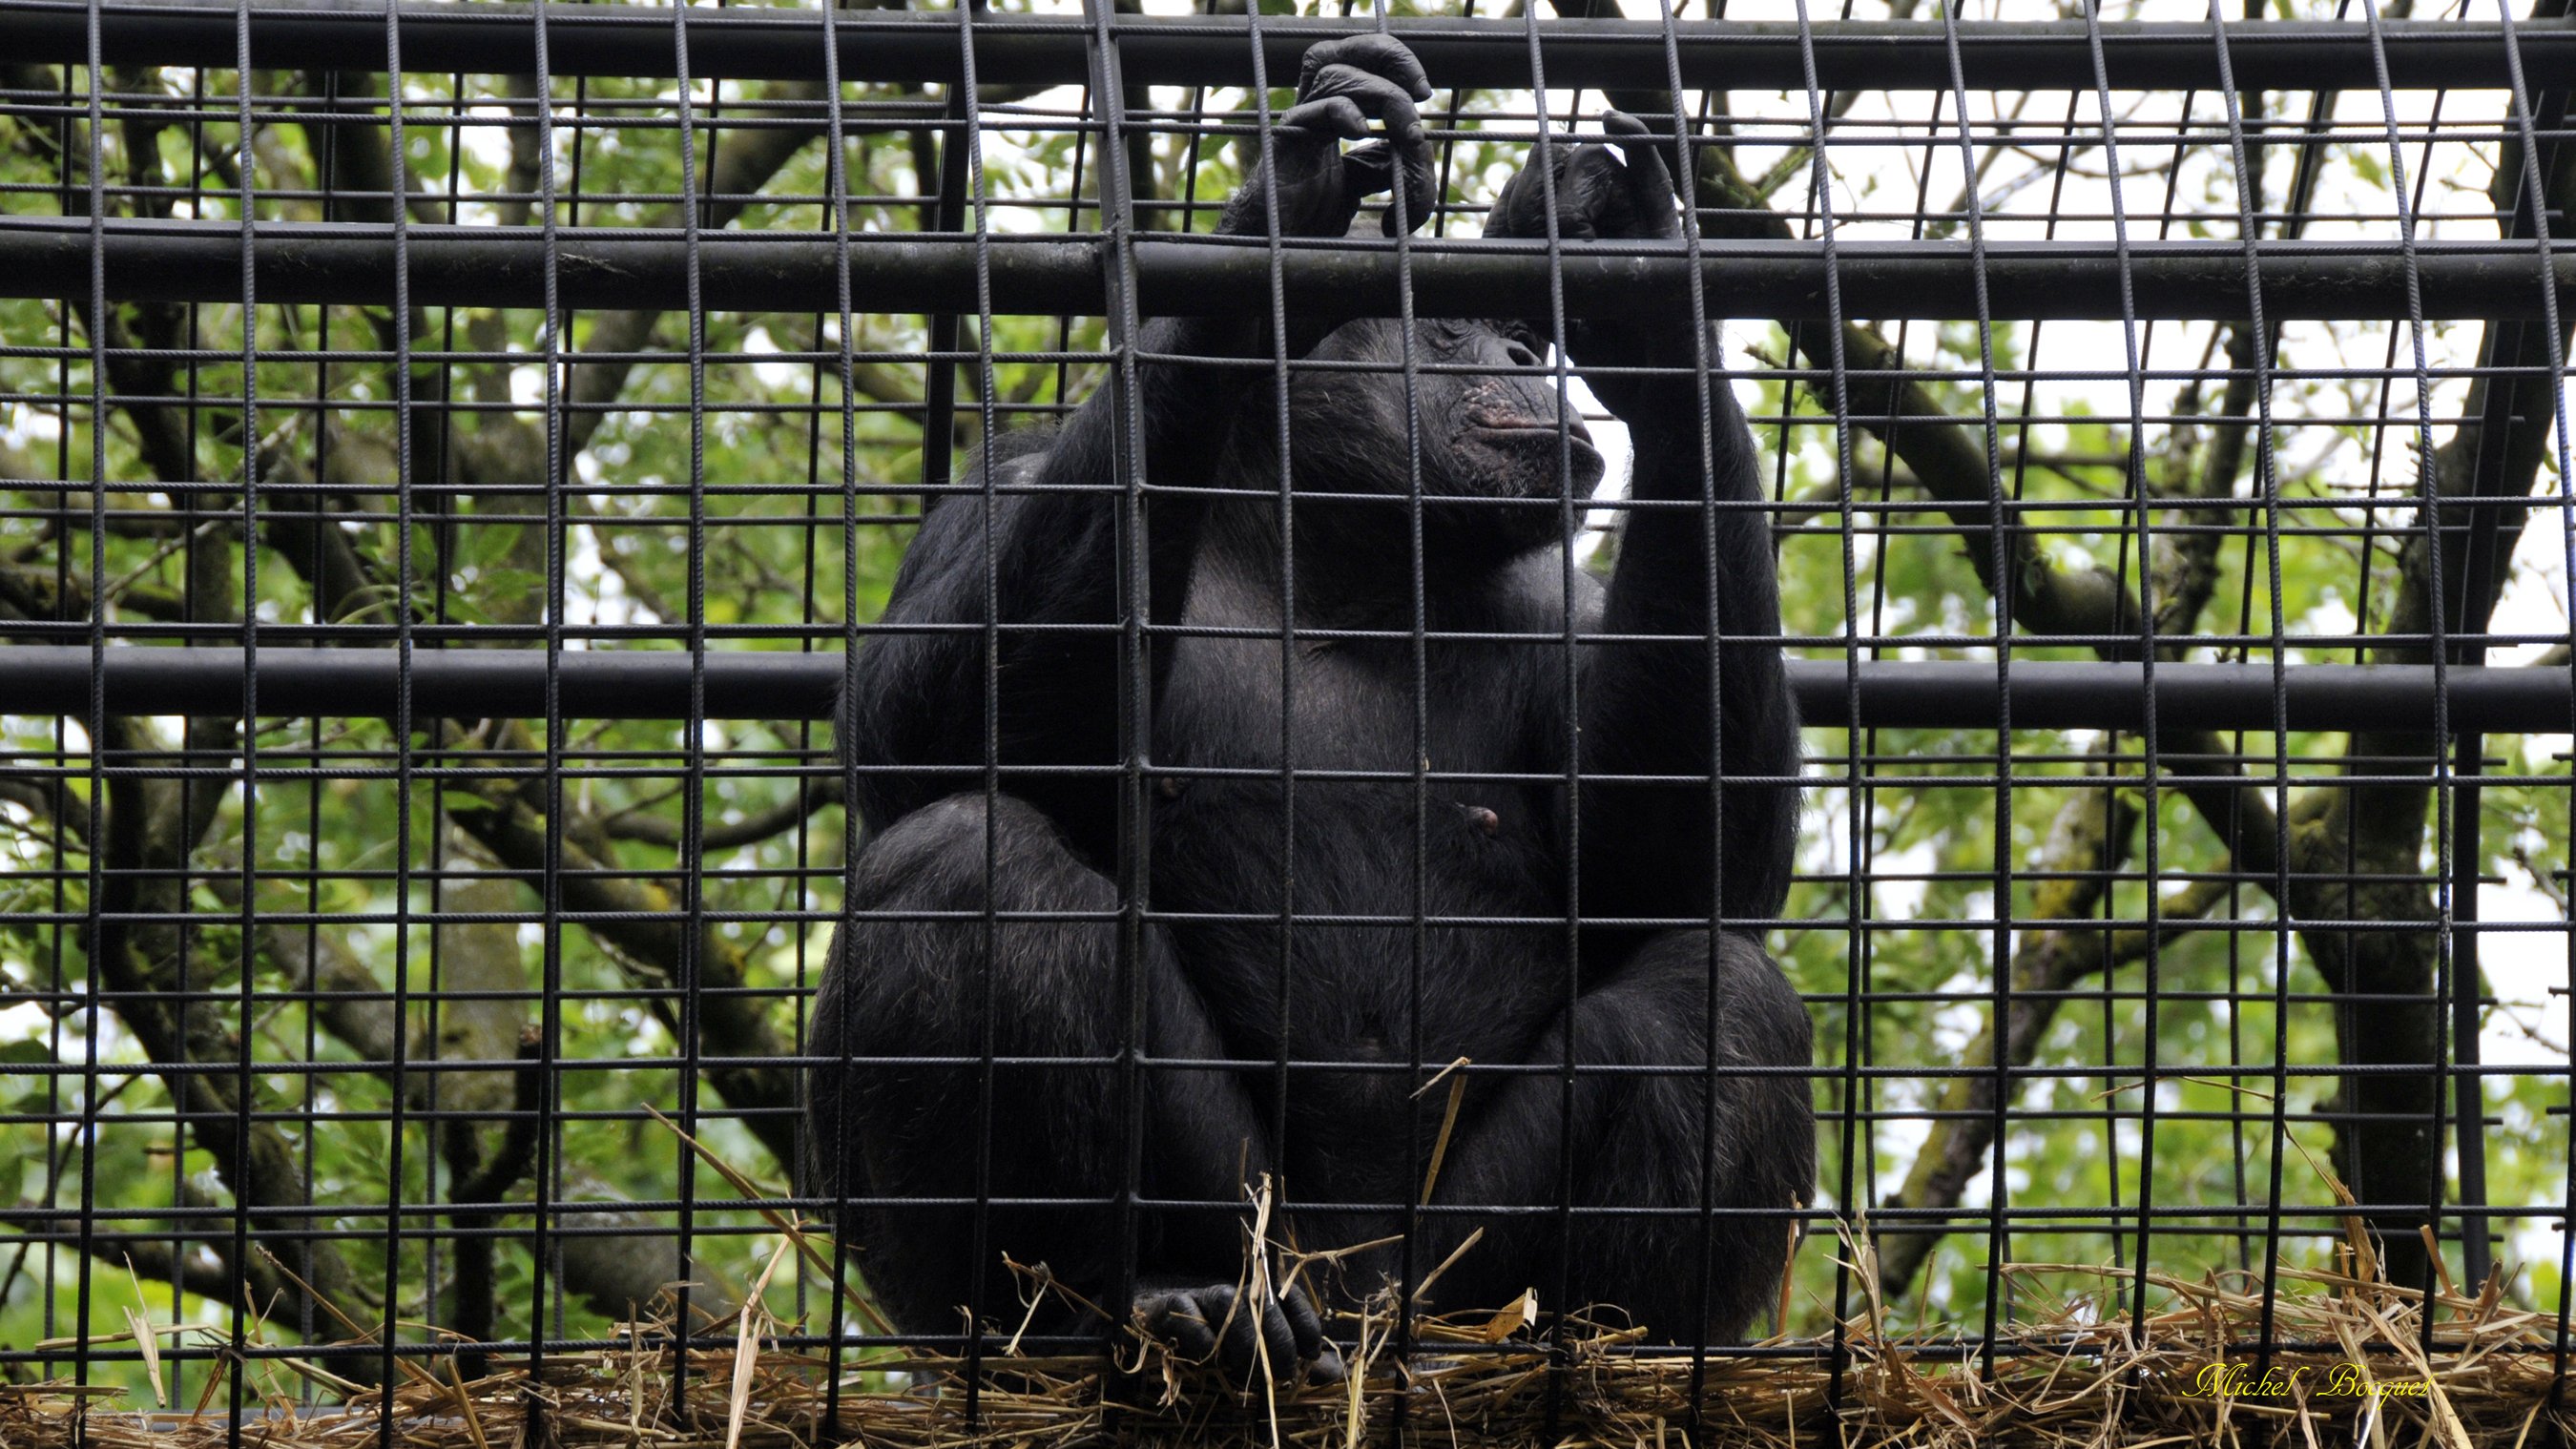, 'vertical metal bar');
45,35,77,1388
1932,0,2015,1371
964,0,1003,1402
668,0,712,1361
227,0,263,1431
2343,9,2458,1300
1646,0,1731,1412
2078,0,2164,1338
791,110,827,1371
1427,0,1475,240
921,3,981,497
423,93,456,1345
1509,10,1574,1423
1785,0,1860,1406
1242,0,1301,1316
1076,0,1151,1379
1840,69,1942,1404
378,0,419,1418
2451,730,2491,1288
2363,0,2484,1301
525,0,567,1400
821,0,862,1427
306,83,342,1370
2205,0,2299,1377
73,0,108,1428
